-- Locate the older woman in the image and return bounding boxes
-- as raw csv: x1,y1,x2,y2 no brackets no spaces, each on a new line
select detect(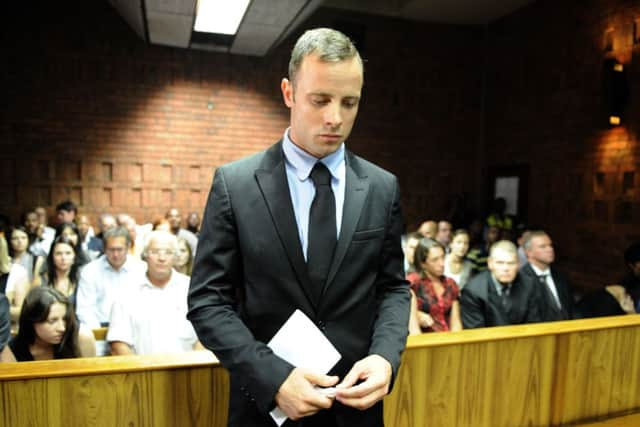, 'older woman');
407,238,462,332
